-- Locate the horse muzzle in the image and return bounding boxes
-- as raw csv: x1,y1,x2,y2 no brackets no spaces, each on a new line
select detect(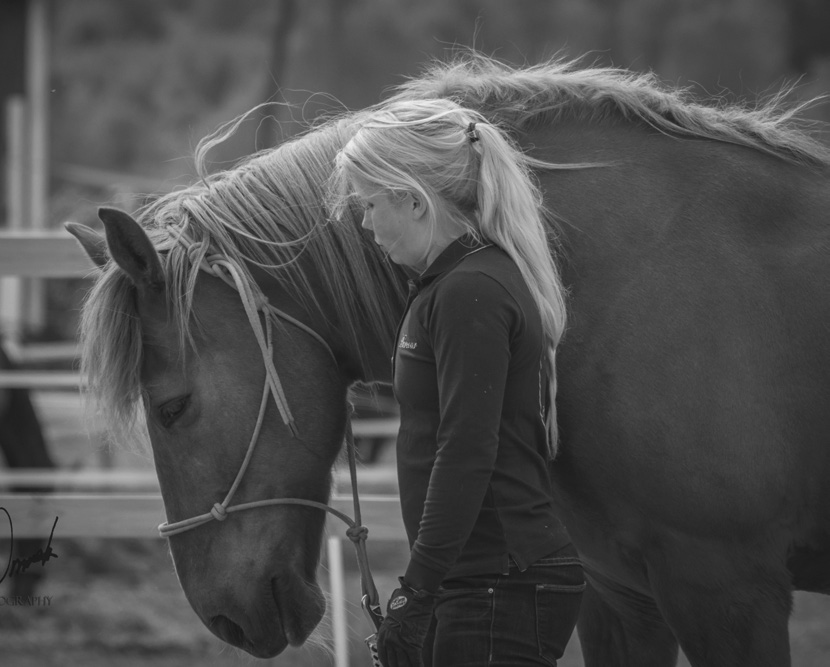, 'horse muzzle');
201,569,325,658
